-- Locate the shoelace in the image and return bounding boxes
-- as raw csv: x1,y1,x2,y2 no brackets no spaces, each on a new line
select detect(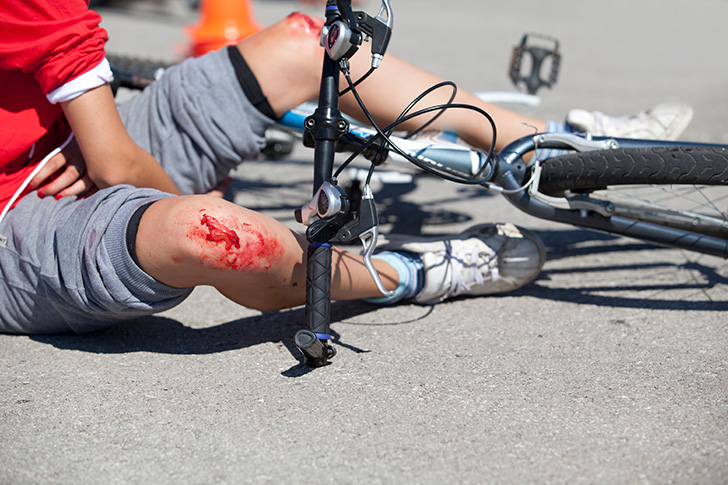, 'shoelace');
444,243,500,299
